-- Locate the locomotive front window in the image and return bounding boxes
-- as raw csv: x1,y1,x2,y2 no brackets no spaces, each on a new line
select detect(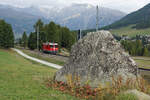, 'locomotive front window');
55,45,58,48
50,45,53,48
